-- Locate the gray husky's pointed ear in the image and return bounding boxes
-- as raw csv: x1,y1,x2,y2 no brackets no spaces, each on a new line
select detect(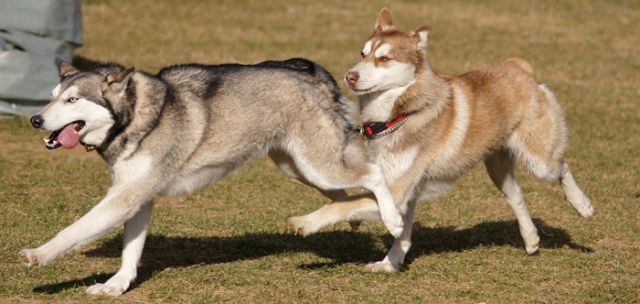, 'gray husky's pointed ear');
413,25,432,49
106,66,135,85
59,62,79,78
374,7,395,32
102,67,135,93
